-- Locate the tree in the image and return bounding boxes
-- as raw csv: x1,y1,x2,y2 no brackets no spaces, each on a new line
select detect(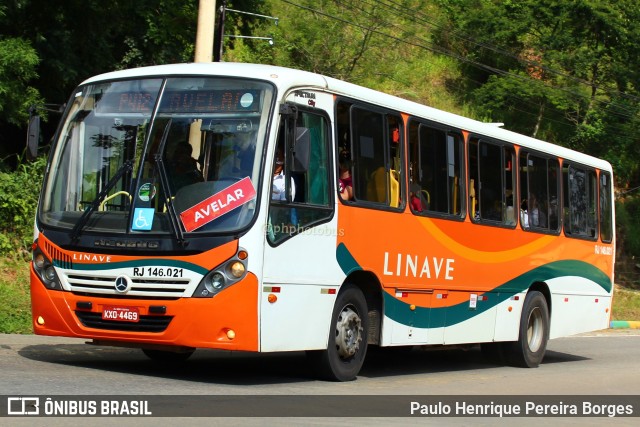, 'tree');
0,6,42,163
432,0,640,186
227,0,464,111
0,37,41,126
